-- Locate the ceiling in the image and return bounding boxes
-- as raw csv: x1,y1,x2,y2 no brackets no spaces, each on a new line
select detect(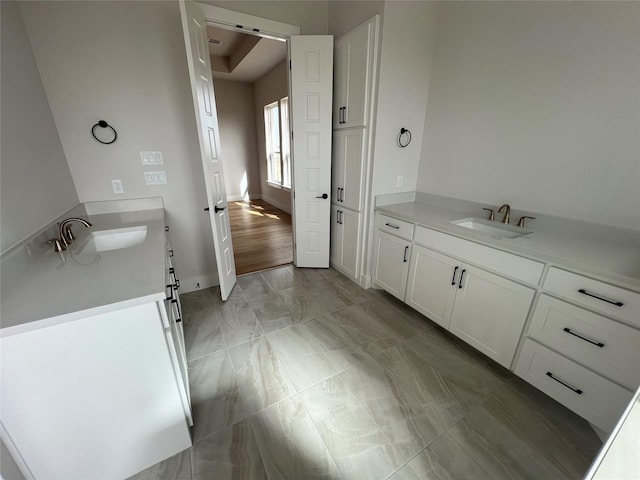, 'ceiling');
207,25,287,83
